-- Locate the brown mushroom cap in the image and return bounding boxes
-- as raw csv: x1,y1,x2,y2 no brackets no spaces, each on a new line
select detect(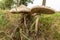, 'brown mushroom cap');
10,5,31,14
31,5,55,14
